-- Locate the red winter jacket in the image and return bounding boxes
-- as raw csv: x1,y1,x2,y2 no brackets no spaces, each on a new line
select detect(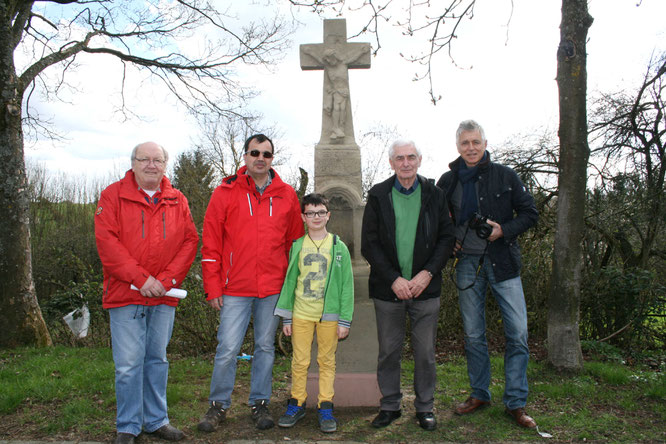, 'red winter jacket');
95,170,199,309
201,166,304,299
